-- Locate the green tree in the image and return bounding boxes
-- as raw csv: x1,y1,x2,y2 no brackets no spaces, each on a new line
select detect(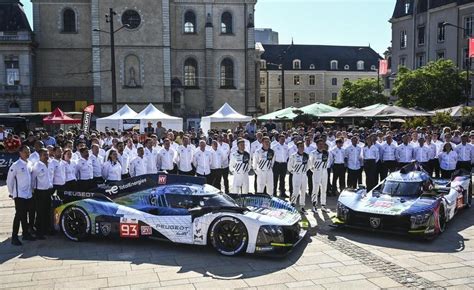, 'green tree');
330,78,387,108
461,106,474,125
431,112,456,128
392,59,465,110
